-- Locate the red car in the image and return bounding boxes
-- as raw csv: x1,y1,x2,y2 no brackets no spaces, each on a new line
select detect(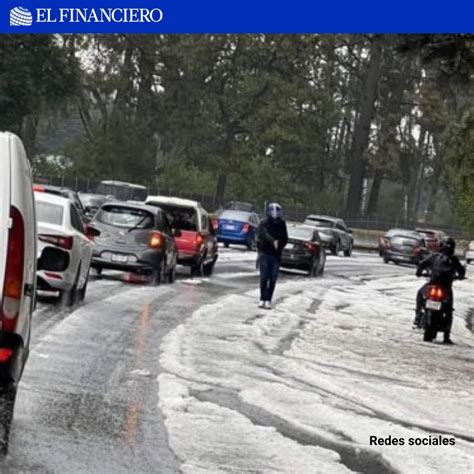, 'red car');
145,196,218,276
415,228,447,252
